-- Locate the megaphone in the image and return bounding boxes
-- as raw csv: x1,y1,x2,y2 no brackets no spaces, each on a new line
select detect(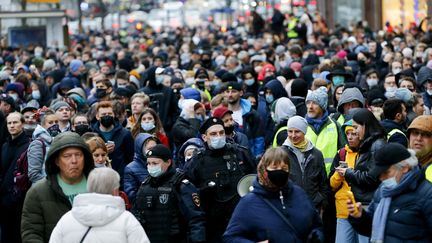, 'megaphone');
237,174,257,197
